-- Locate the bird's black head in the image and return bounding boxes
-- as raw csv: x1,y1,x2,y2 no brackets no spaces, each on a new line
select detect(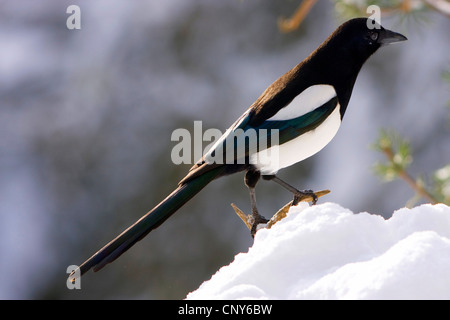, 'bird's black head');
326,17,407,65
301,17,407,115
